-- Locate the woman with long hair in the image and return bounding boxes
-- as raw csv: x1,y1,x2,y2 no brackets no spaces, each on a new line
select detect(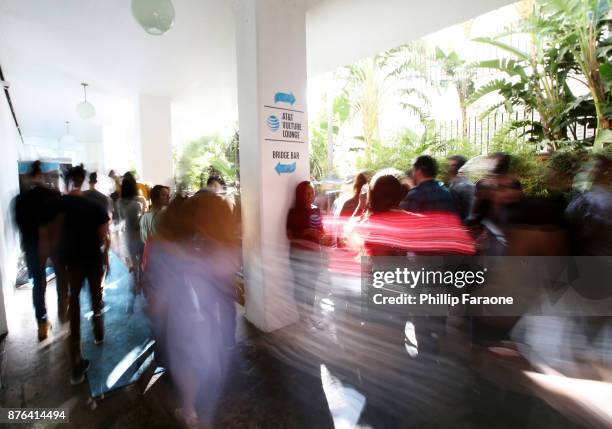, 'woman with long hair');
339,171,369,218
348,171,476,257
118,172,144,312
146,191,238,429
